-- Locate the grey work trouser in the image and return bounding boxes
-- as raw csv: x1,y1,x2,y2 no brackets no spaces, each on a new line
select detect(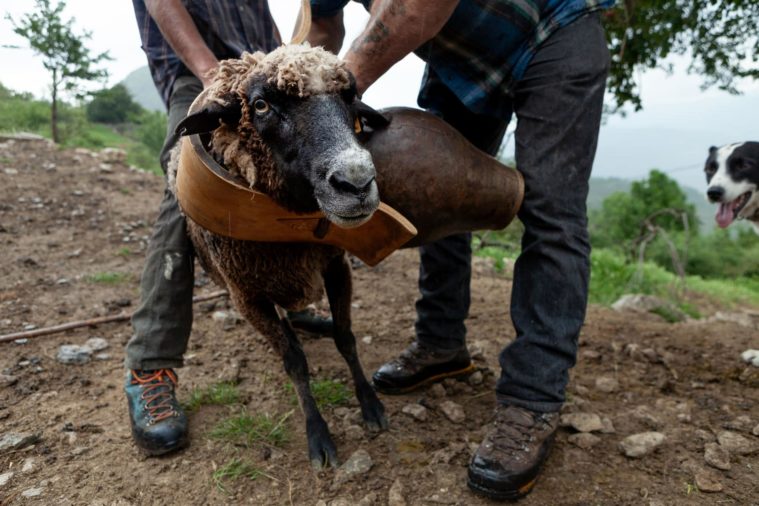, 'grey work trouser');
125,76,202,370
415,13,610,413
